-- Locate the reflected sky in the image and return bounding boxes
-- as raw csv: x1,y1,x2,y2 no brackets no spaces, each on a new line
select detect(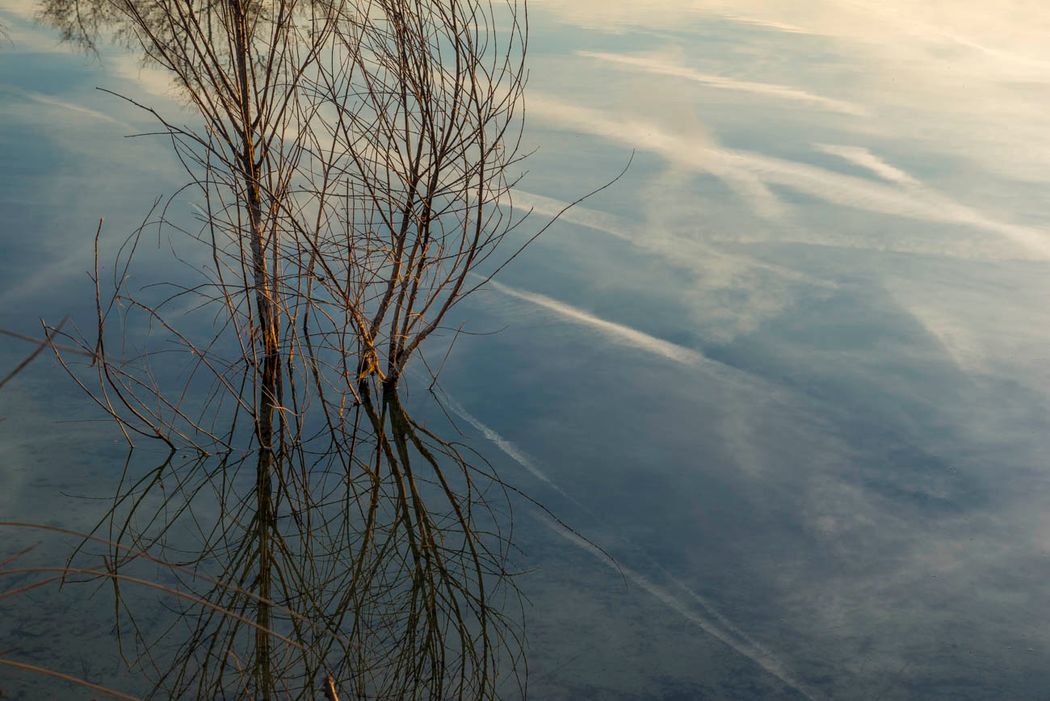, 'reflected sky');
4,0,1050,698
